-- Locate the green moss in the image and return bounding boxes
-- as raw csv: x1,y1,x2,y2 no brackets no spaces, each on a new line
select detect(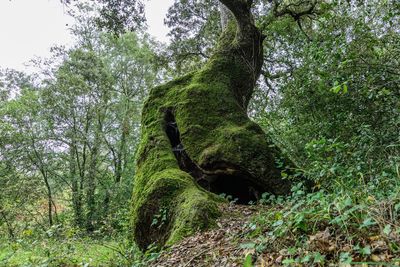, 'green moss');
130,15,291,250
130,72,223,249
166,186,221,246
